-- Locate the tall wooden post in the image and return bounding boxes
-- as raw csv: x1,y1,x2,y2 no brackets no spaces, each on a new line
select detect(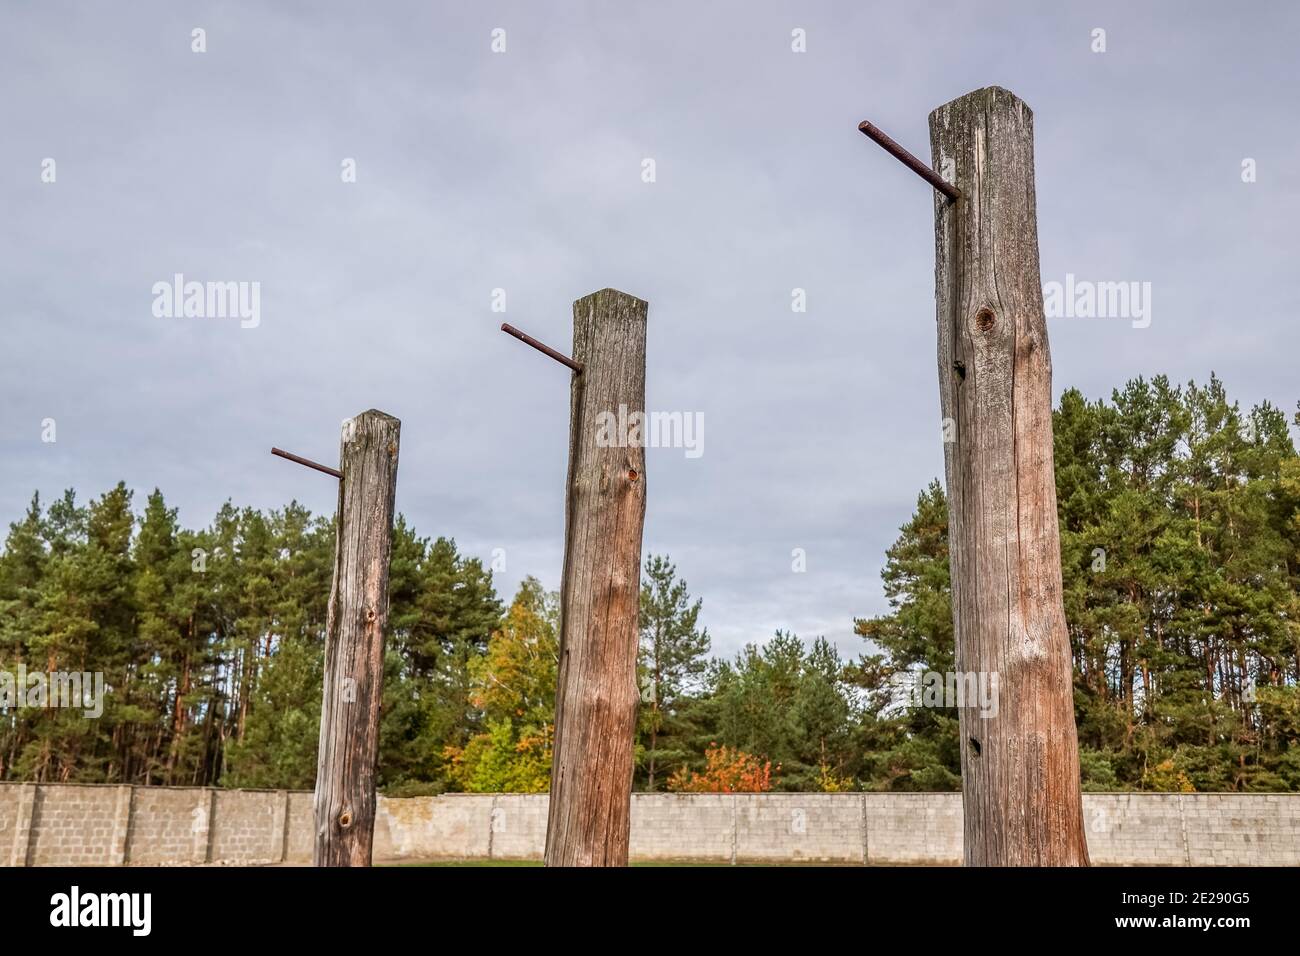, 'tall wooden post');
313,408,400,866
929,87,1089,865
545,288,648,867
